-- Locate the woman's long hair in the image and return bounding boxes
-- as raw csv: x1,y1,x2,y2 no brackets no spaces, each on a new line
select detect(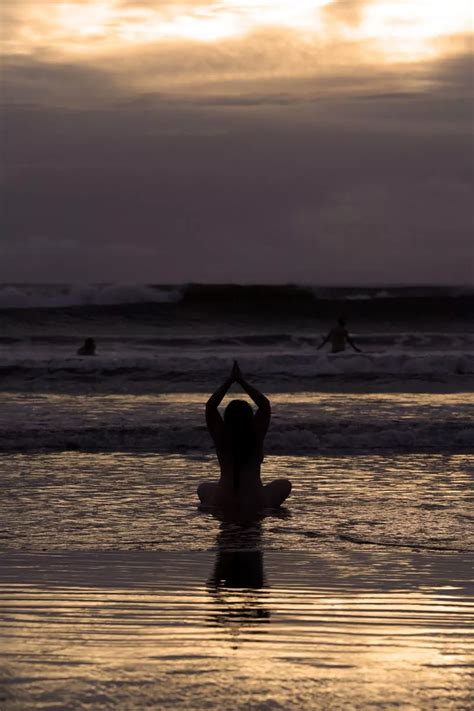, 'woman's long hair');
223,399,256,490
